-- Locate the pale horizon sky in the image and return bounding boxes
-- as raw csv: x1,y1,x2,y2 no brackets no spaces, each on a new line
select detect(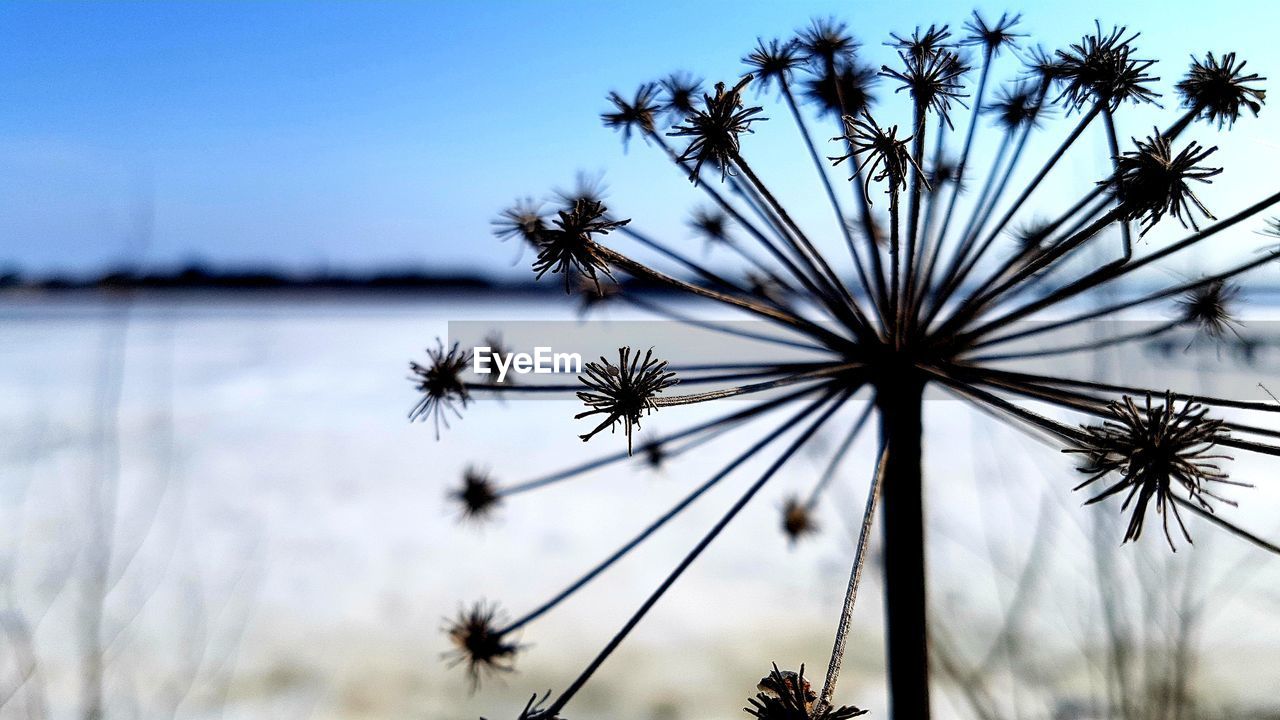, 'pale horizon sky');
2,0,1278,278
